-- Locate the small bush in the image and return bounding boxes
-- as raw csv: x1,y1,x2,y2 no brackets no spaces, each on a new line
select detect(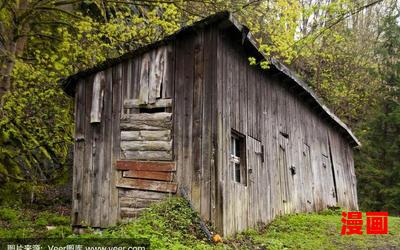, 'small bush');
0,207,19,223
